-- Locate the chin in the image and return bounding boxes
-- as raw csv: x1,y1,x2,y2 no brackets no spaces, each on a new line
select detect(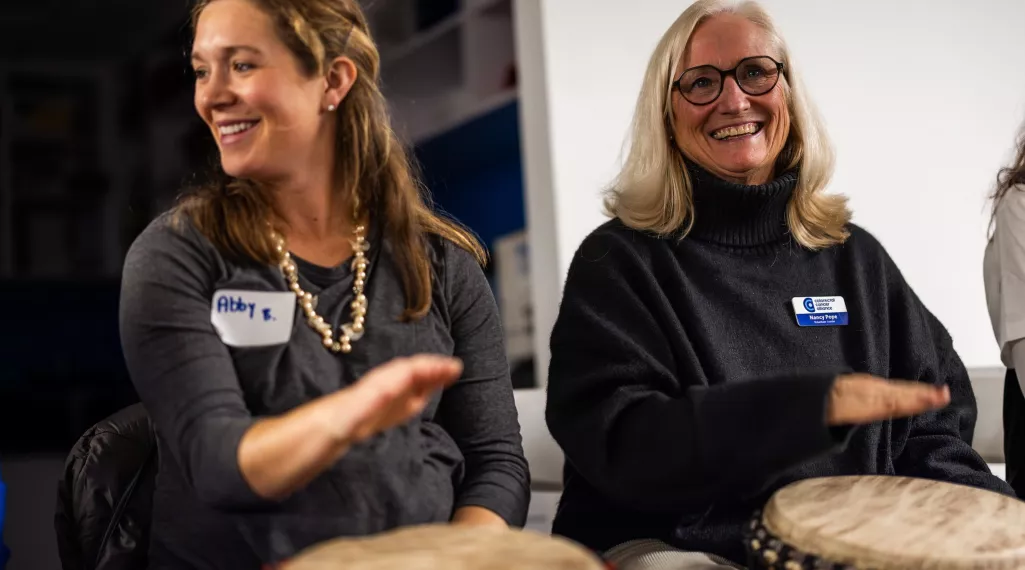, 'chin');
219,155,259,179
719,152,771,173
